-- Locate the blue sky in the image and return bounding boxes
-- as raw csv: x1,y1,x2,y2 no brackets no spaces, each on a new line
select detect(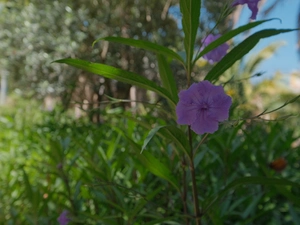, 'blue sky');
235,0,299,79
